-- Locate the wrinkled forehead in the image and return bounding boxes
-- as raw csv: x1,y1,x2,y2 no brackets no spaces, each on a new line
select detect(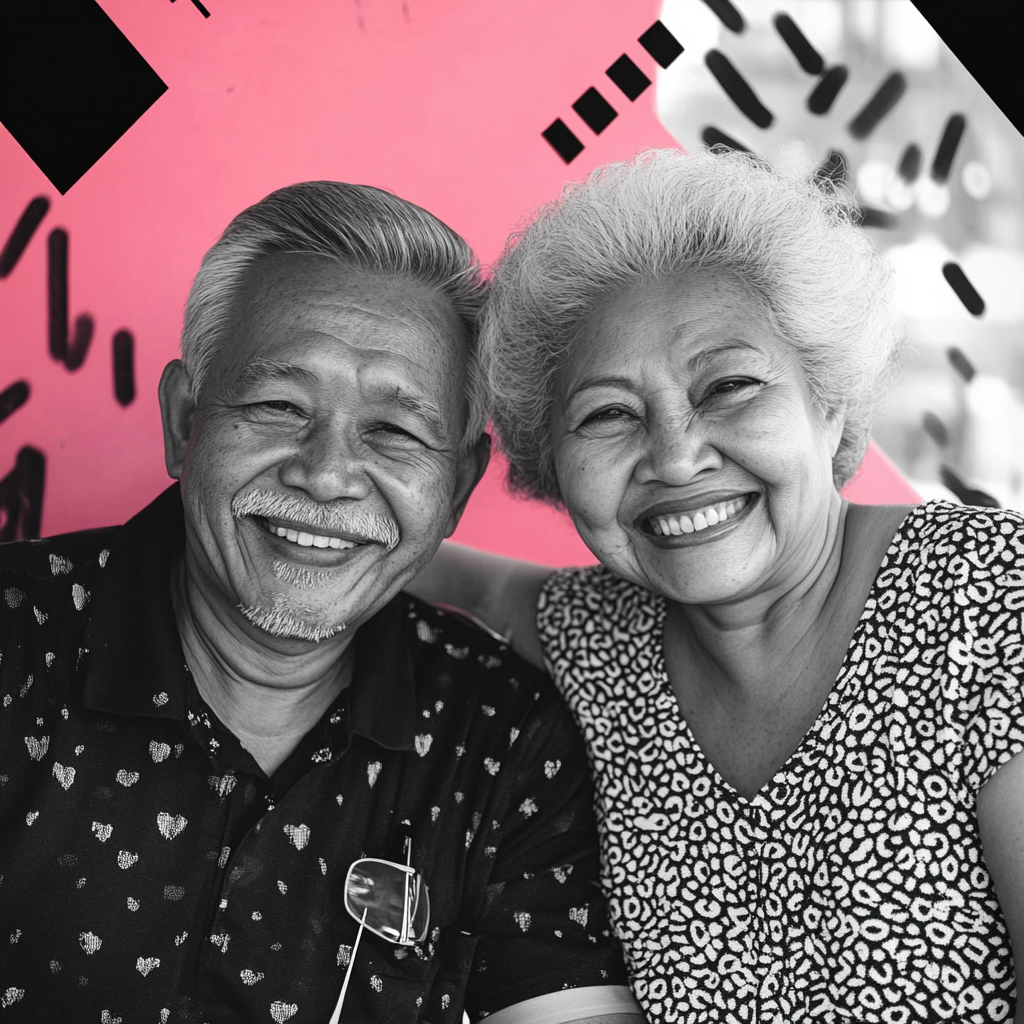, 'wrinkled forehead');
211,253,471,387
